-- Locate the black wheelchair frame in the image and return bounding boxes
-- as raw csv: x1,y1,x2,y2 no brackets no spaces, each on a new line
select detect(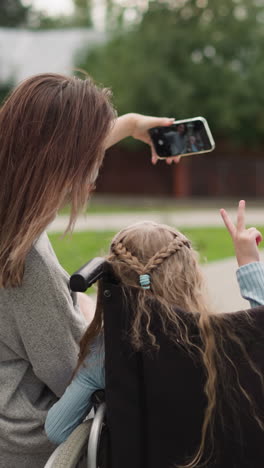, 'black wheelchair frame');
45,258,112,468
